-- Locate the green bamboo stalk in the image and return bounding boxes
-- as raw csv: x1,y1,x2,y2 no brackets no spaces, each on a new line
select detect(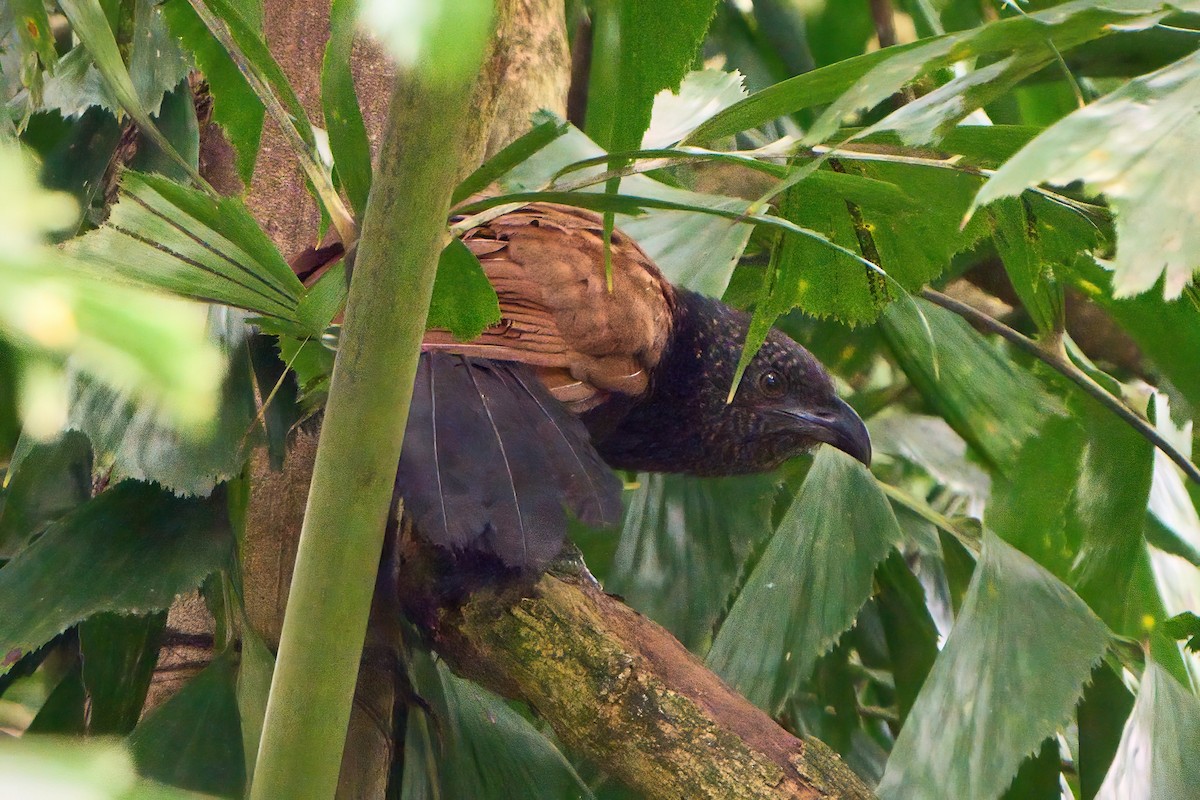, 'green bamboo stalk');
247,68,480,799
